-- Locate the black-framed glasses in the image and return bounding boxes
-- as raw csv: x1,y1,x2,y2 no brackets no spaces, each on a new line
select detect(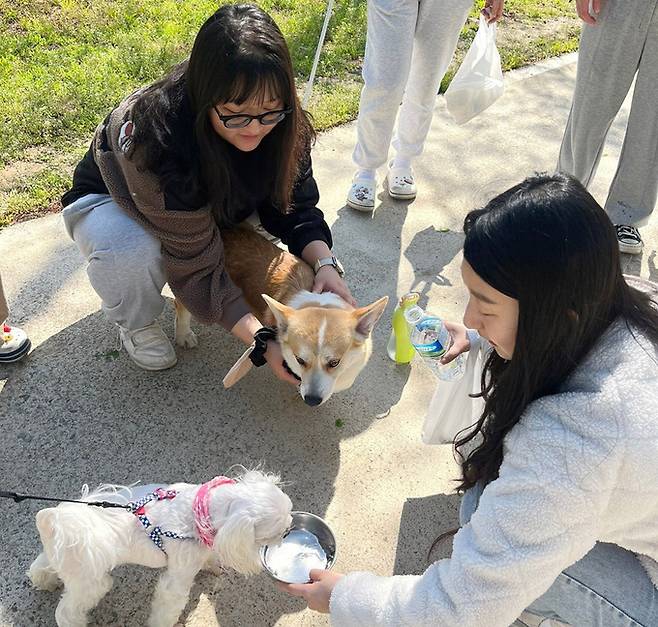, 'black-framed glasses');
214,106,292,129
